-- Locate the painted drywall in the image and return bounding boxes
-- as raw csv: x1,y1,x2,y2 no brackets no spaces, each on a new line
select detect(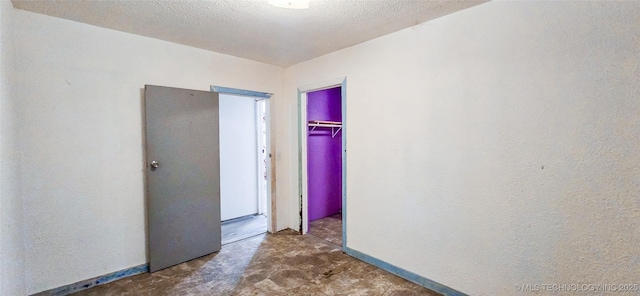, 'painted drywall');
284,1,640,295
0,1,25,295
307,87,342,222
219,94,259,221
12,8,285,294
